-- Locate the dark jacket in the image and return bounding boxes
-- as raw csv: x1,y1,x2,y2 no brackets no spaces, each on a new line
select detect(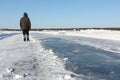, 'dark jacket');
20,13,31,30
